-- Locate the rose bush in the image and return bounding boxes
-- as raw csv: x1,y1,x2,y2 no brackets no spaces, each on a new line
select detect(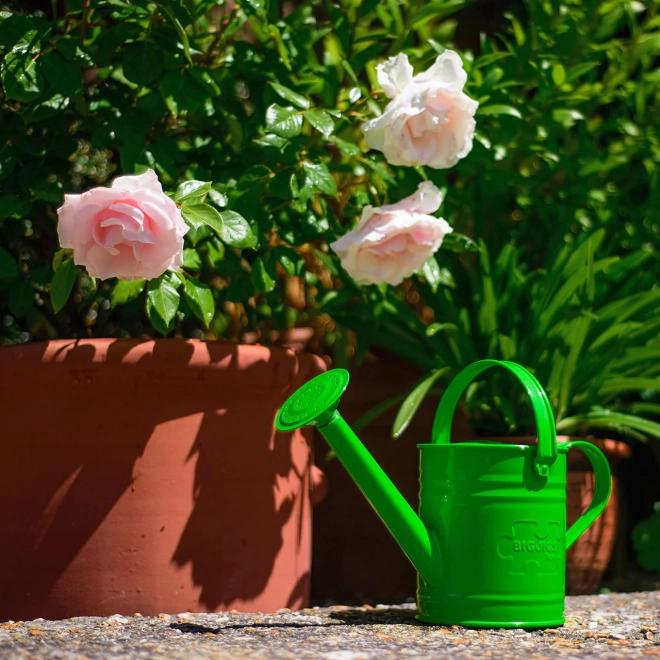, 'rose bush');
330,182,452,286
58,170,187,281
